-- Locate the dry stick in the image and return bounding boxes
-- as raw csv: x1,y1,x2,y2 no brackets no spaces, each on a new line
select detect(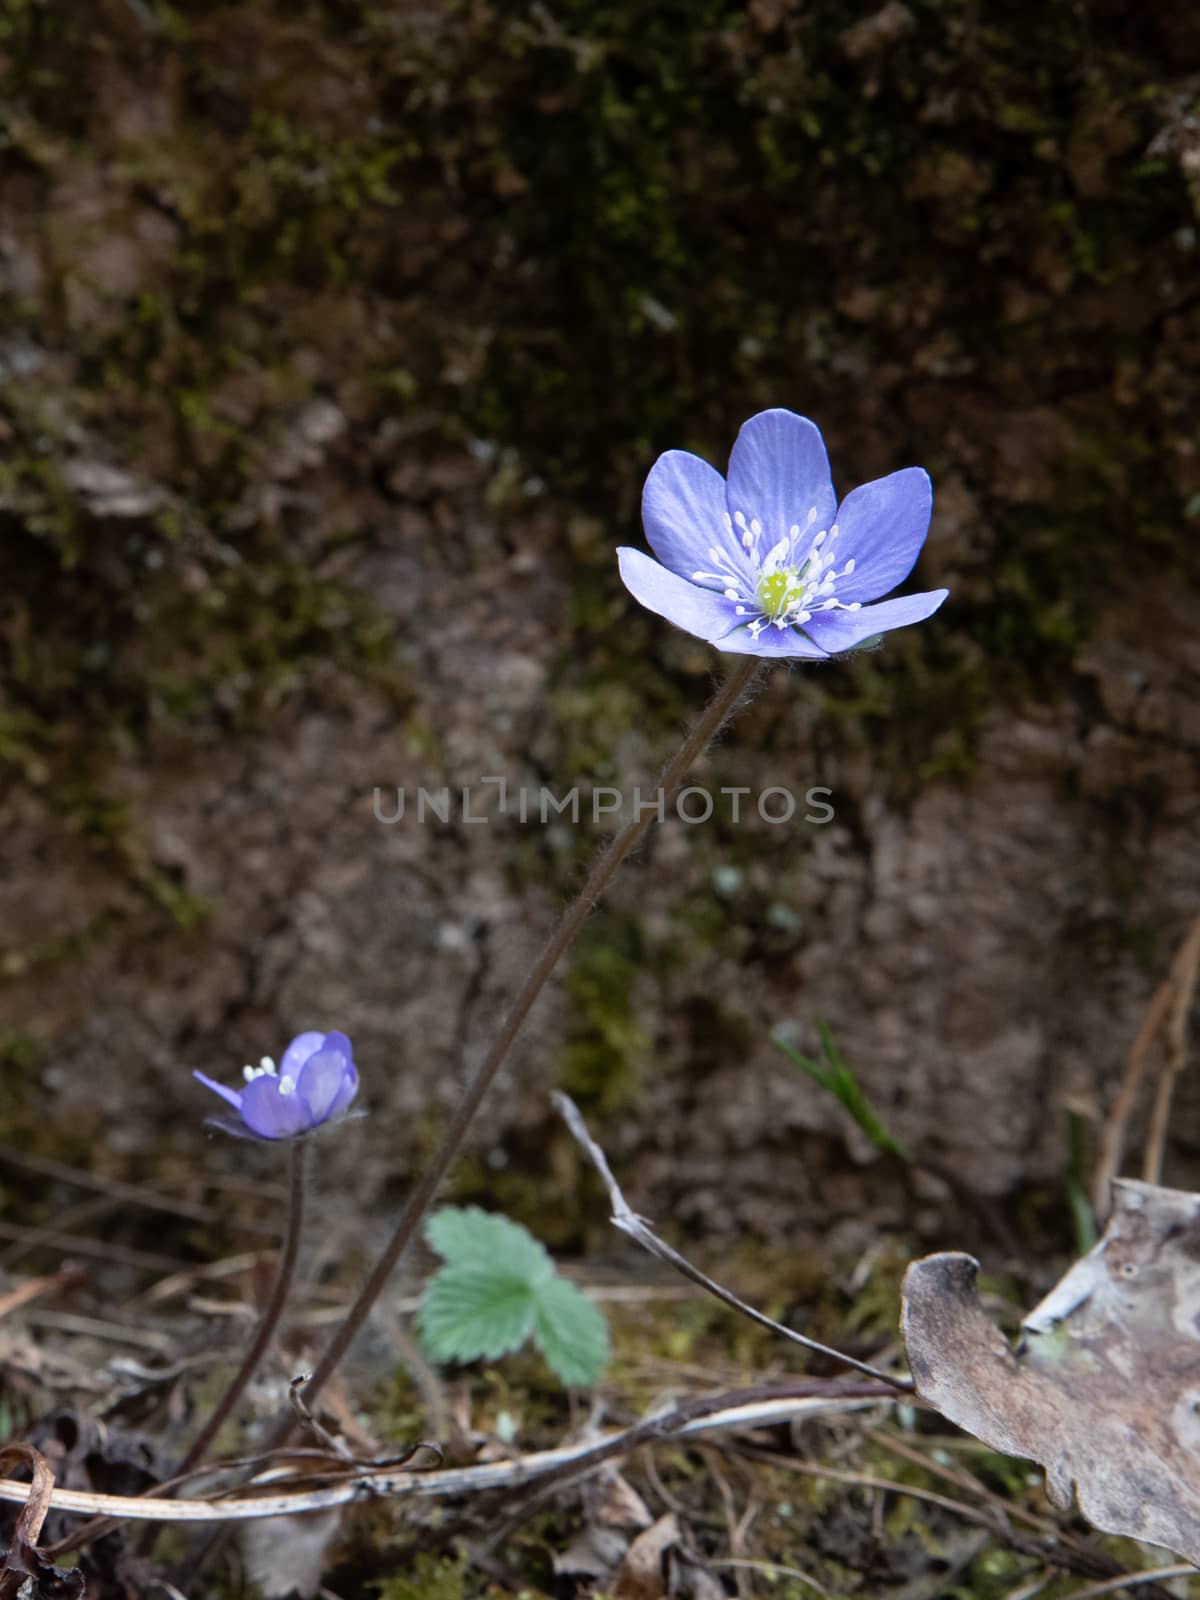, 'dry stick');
1065,1566,1200,1600
1091,980,1172,1217
260,656,761,1448
864,1427,1062,1540
0,1142,251,1231
1091,913,1200,1217
707,1558,828,1598
553,1090,914,1391
1142,912,1200,1186
0,1193,117,1270
42,1445,433,1560
0,1264,87,1320
5,1383,888,1528
0,1221,188,1276
131,1140,308,1562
